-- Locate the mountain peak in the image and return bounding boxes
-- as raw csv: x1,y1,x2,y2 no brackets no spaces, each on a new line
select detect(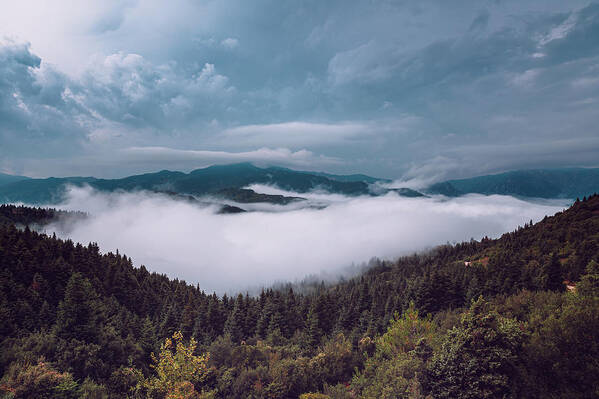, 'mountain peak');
190,162,261,174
